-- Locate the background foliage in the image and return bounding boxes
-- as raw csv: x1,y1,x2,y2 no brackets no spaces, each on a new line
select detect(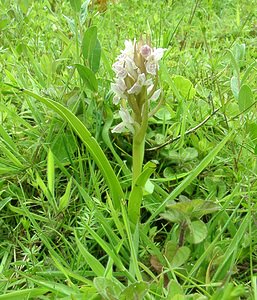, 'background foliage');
1,0,257,299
